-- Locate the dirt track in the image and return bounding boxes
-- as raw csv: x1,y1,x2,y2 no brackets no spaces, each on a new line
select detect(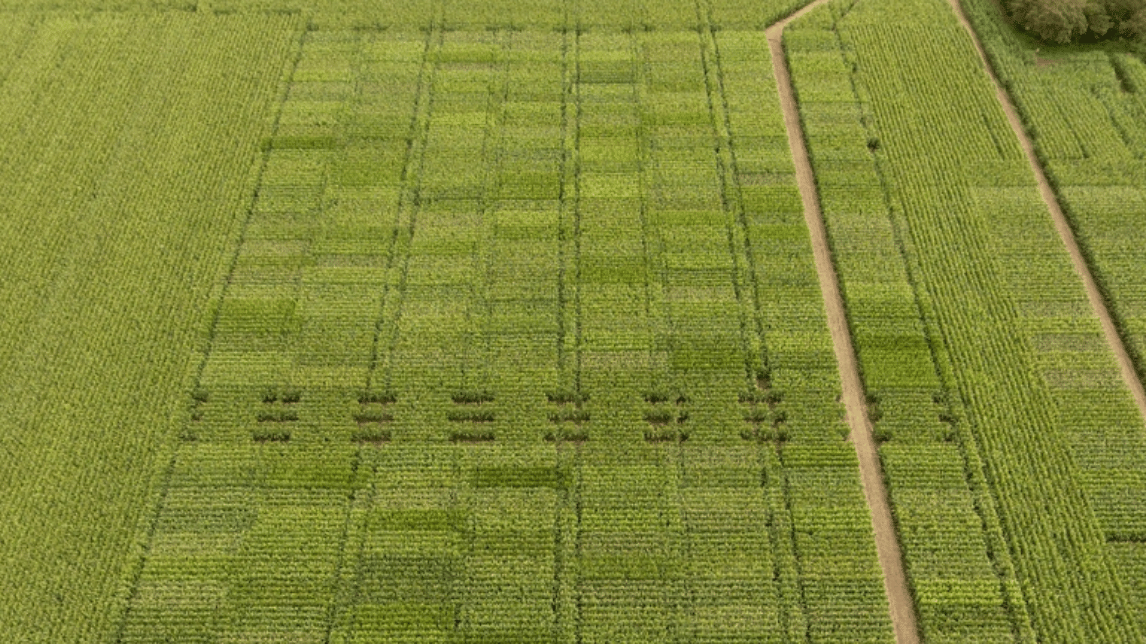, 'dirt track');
765,6,922,644
944,0,1146,425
